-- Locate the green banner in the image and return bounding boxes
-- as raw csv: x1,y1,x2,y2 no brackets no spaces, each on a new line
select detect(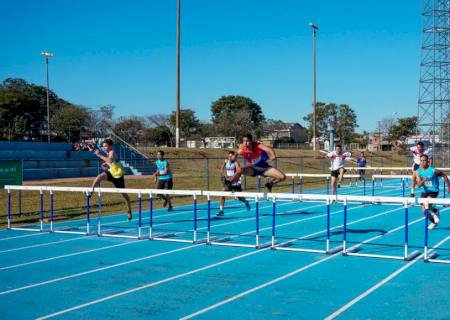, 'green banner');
0,160,23,188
